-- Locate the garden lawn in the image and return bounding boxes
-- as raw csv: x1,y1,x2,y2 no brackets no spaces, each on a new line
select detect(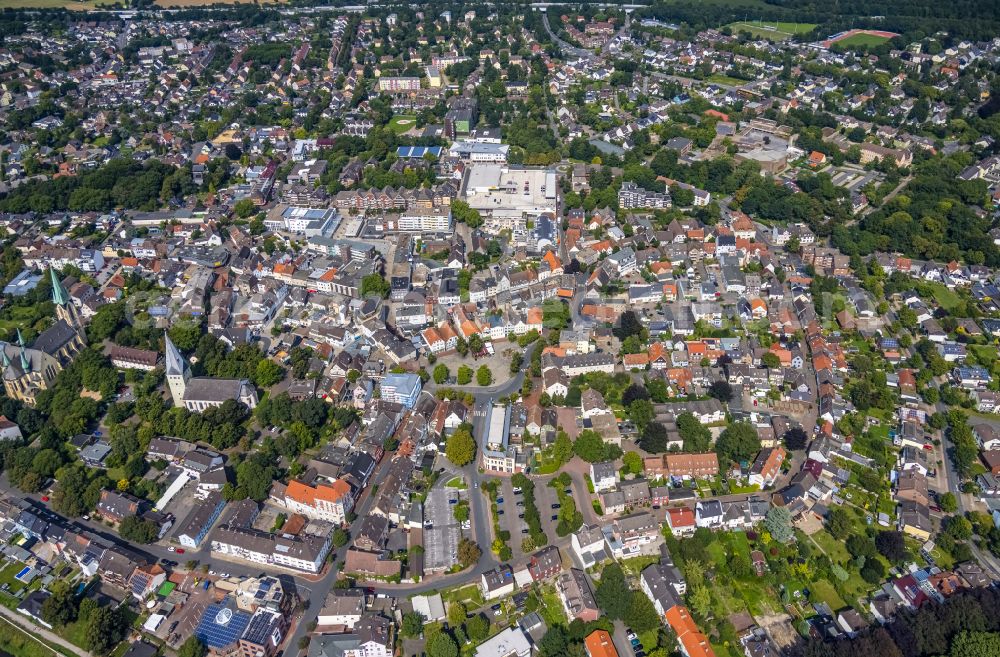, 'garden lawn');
927,283,962,311
807,530,851,564
808,579,847,611
705,541,728,568
445,477,467,489
707,74,749,86
442,583,484,607
0,617,75,657
540,587,567,626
